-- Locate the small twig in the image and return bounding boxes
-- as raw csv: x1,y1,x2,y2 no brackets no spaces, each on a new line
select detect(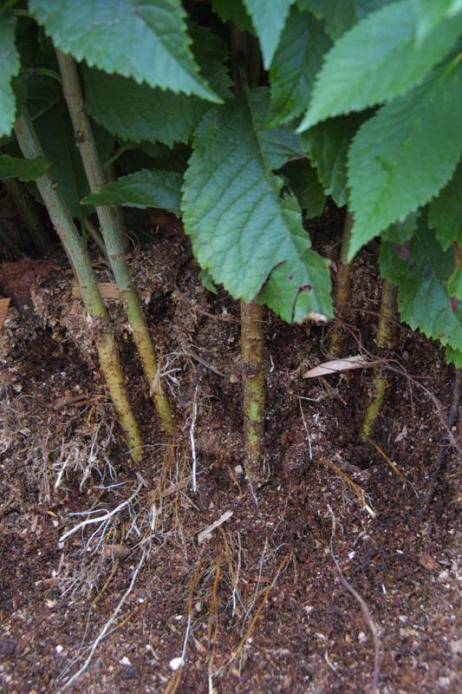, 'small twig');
190,382,199,493
187,349,226,377
327,505,381,692
418,369,462,517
